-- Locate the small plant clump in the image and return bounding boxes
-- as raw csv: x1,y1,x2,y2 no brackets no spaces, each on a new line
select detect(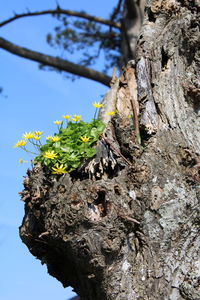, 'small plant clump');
14,102,106,175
